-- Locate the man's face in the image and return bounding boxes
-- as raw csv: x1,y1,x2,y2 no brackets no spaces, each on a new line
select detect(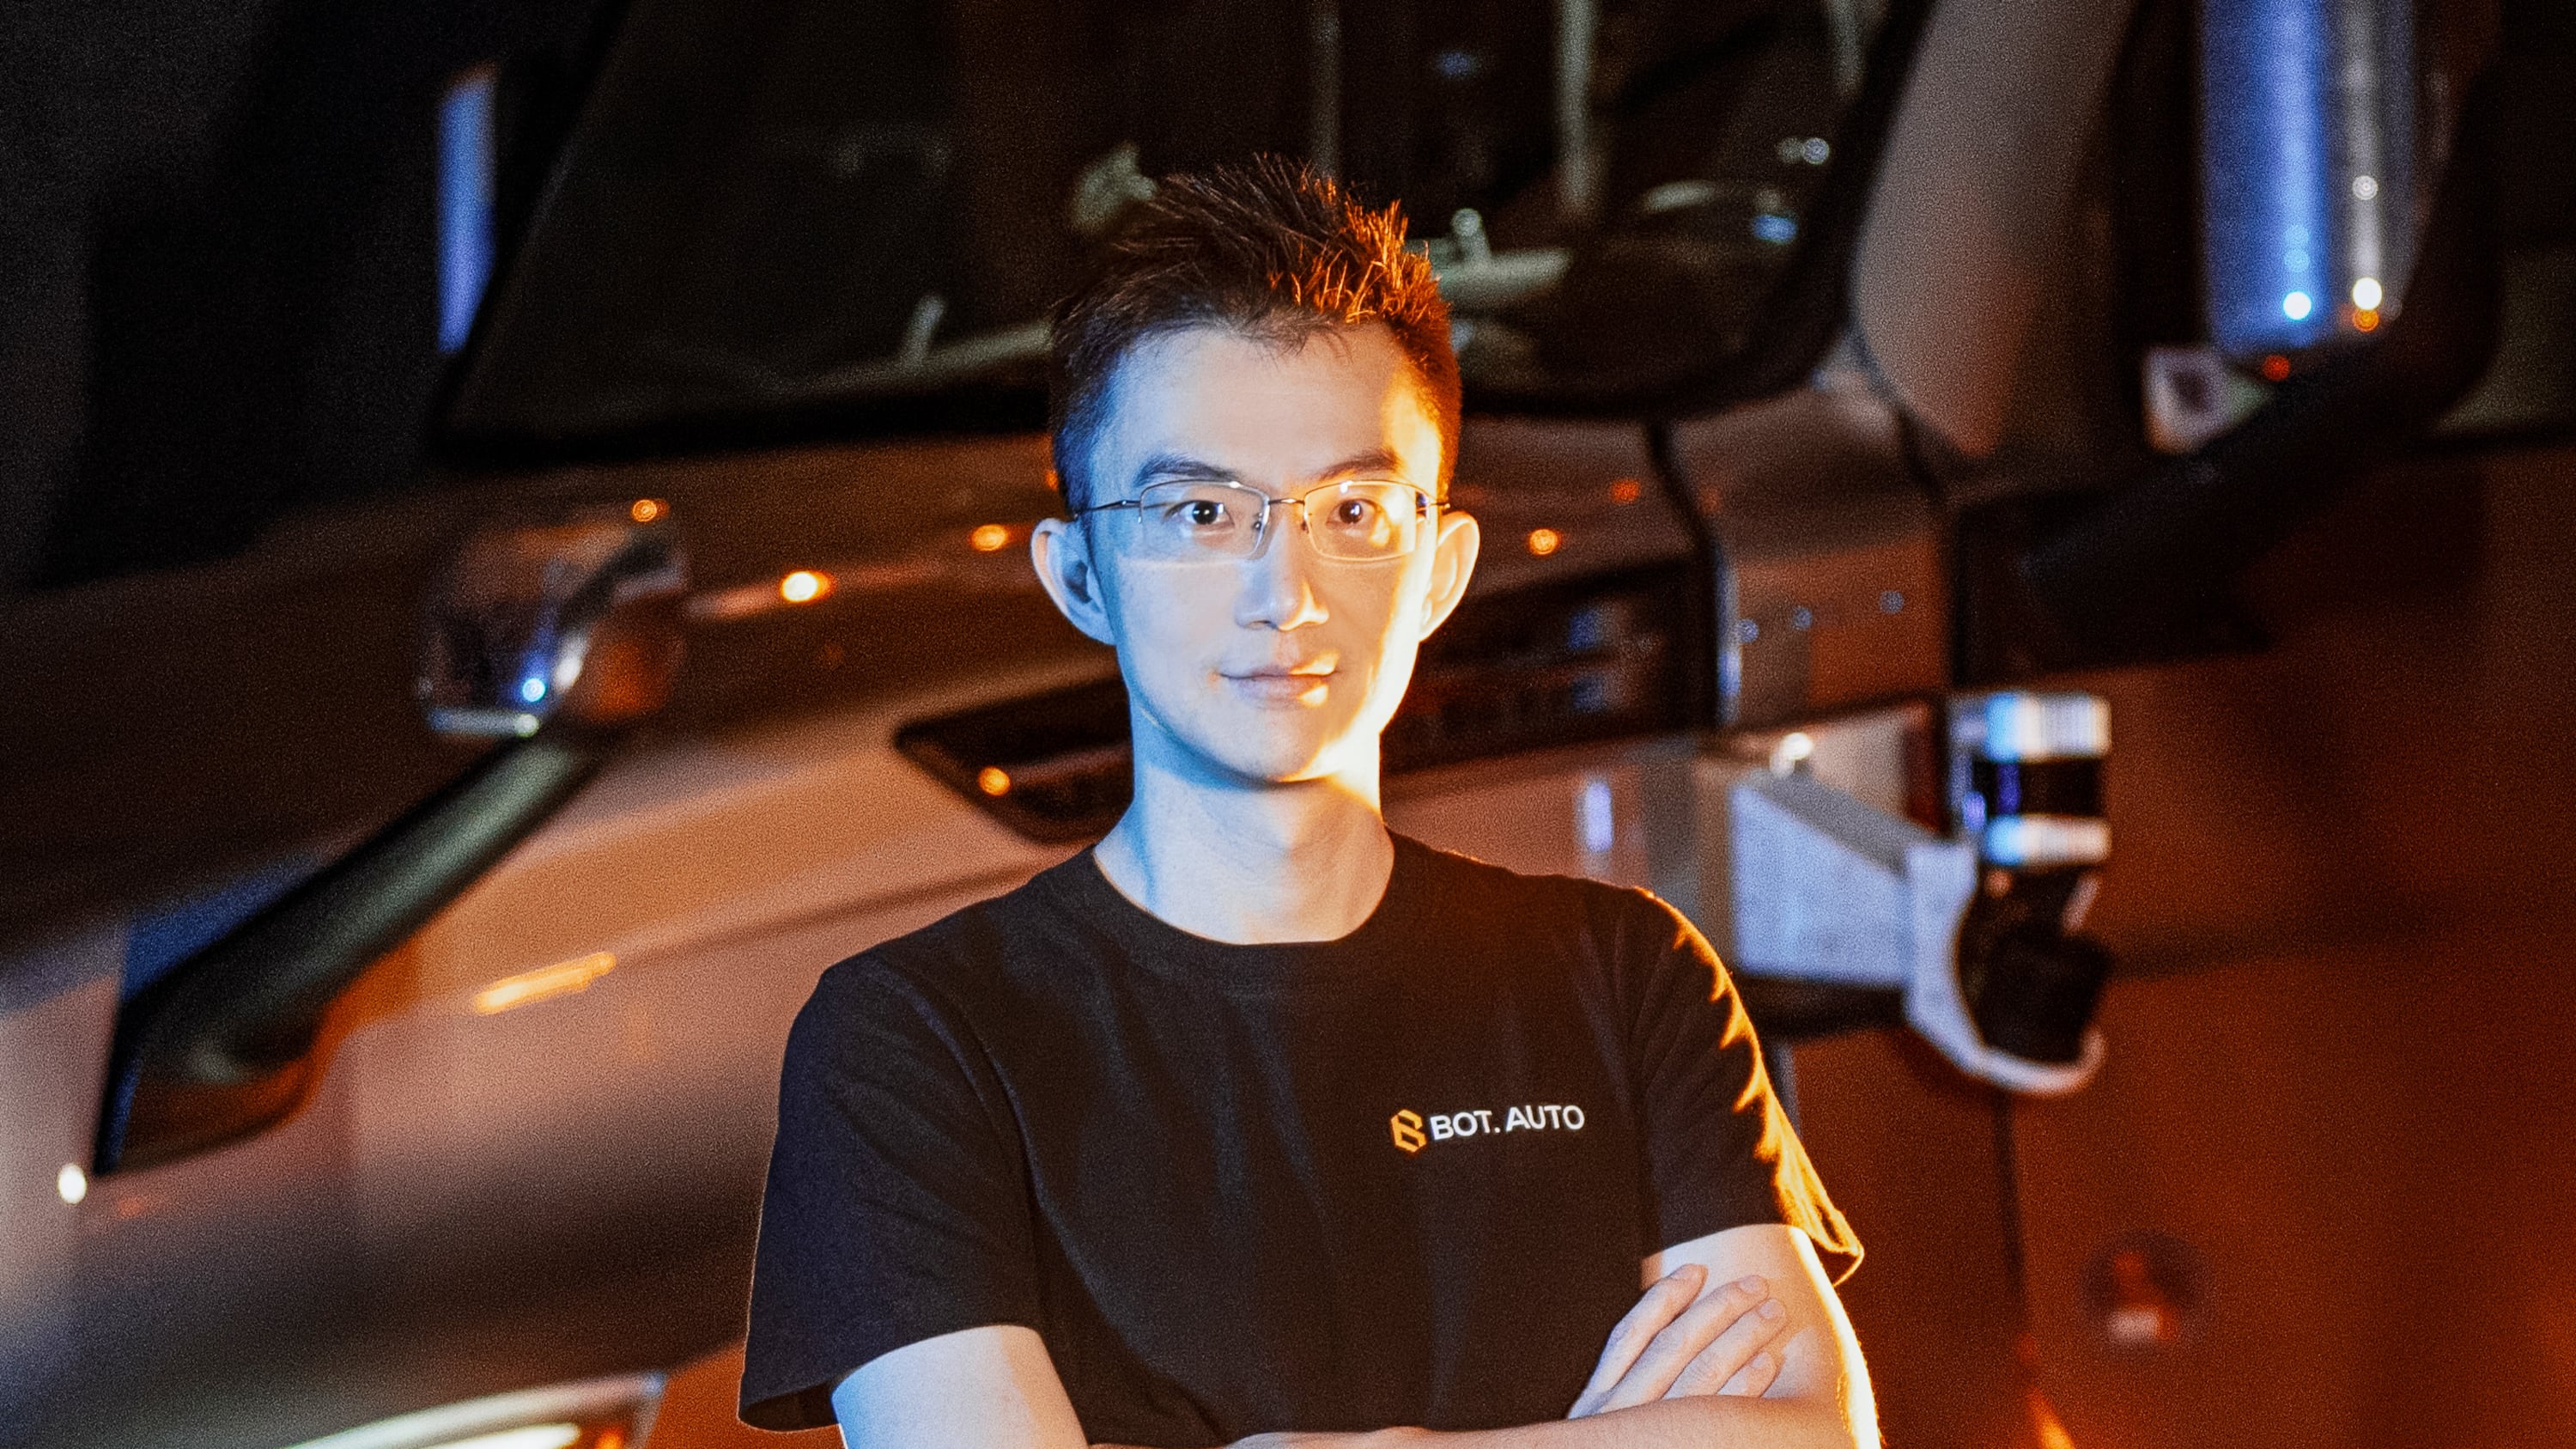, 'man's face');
1035,322,1479,788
